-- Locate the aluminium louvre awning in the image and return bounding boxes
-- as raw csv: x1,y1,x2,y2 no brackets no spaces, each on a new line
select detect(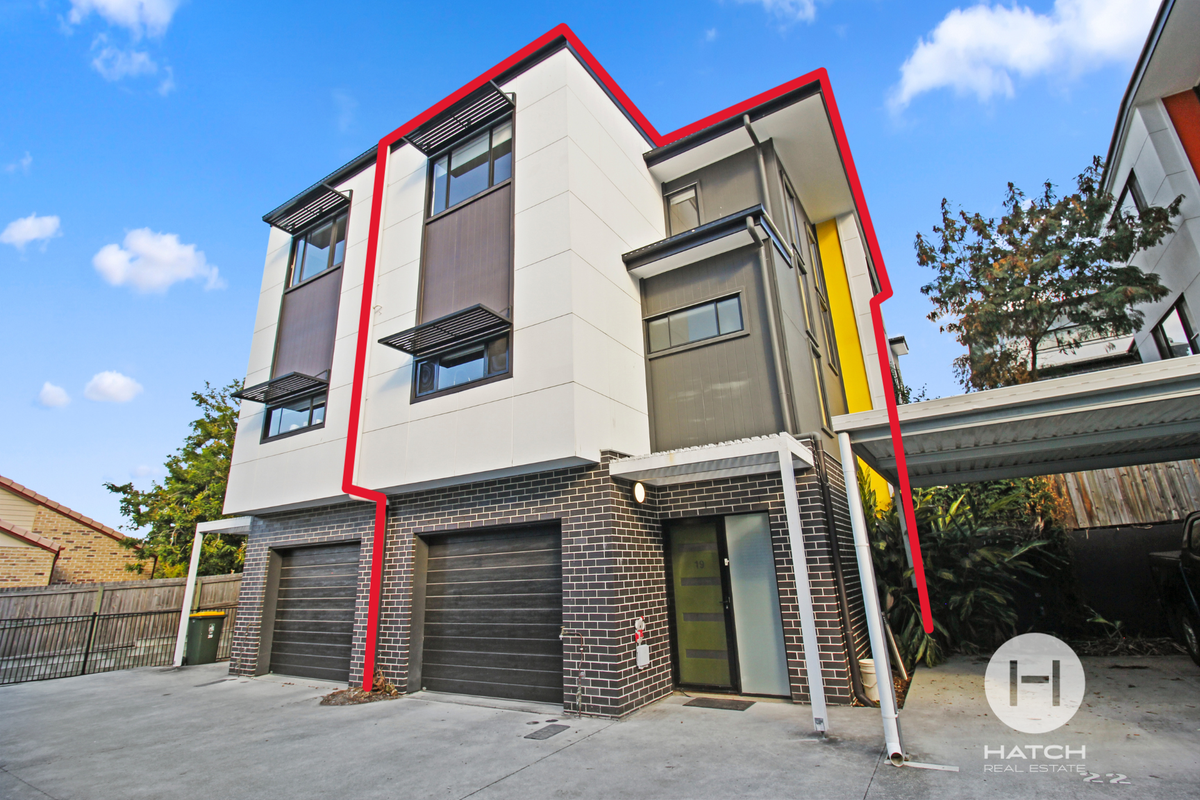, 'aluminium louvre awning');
832,354,1200,487
608,433,814,487
378,304,511,358
232,372,329,405
263,182,353,235
401,82,514,156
